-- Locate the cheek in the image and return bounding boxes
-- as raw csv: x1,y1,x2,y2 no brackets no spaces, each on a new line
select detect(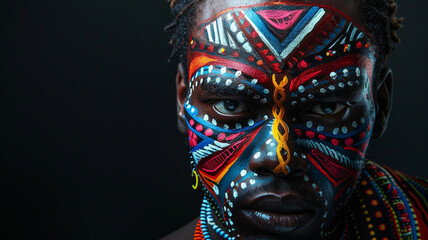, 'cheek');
297,113,371,196
294,90,374,209
184,104,264,205
296,121,369,213
304,166,358,228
